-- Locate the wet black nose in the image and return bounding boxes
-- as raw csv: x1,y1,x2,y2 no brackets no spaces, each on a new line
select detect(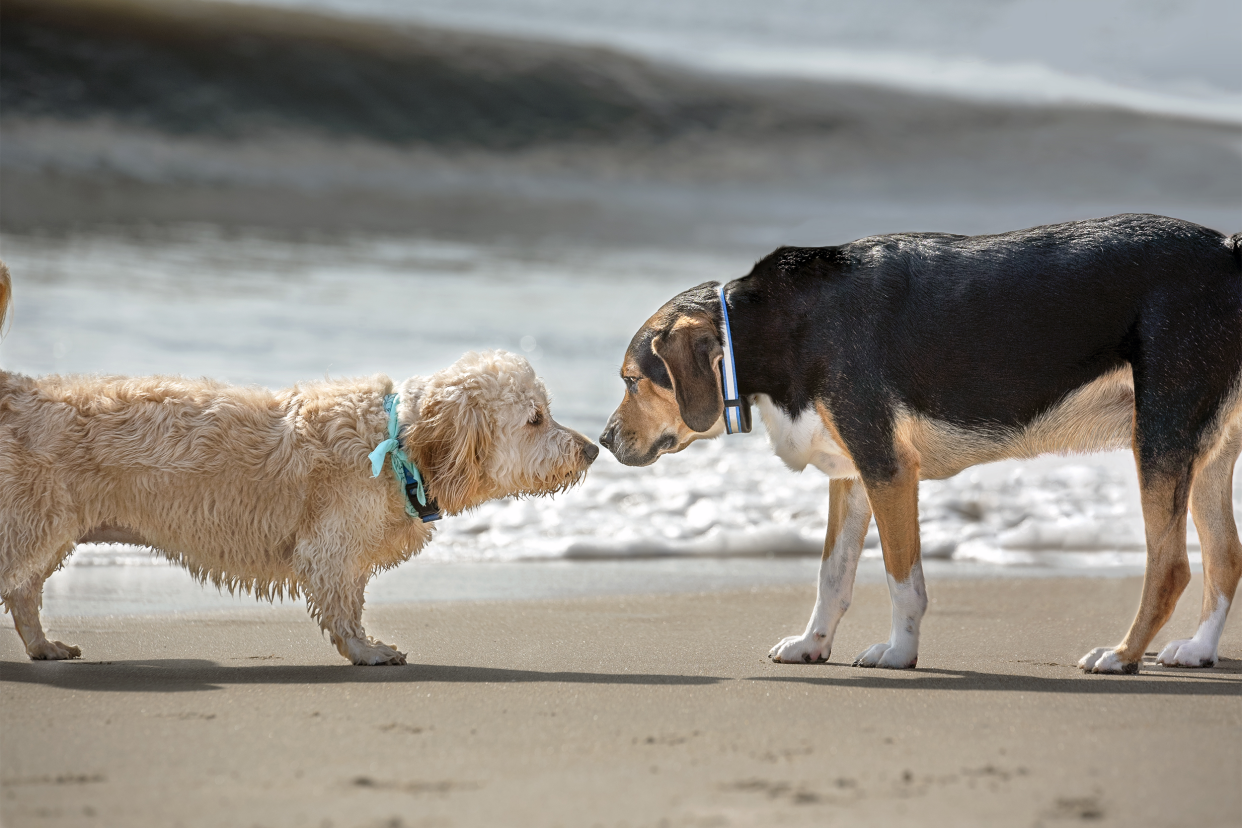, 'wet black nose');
599,426,616,451
583,441,599,463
